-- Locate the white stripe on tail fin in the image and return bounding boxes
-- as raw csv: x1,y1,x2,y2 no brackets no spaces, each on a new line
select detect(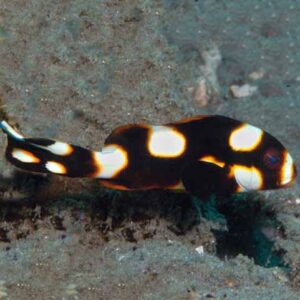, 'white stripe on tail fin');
0,121,25,141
